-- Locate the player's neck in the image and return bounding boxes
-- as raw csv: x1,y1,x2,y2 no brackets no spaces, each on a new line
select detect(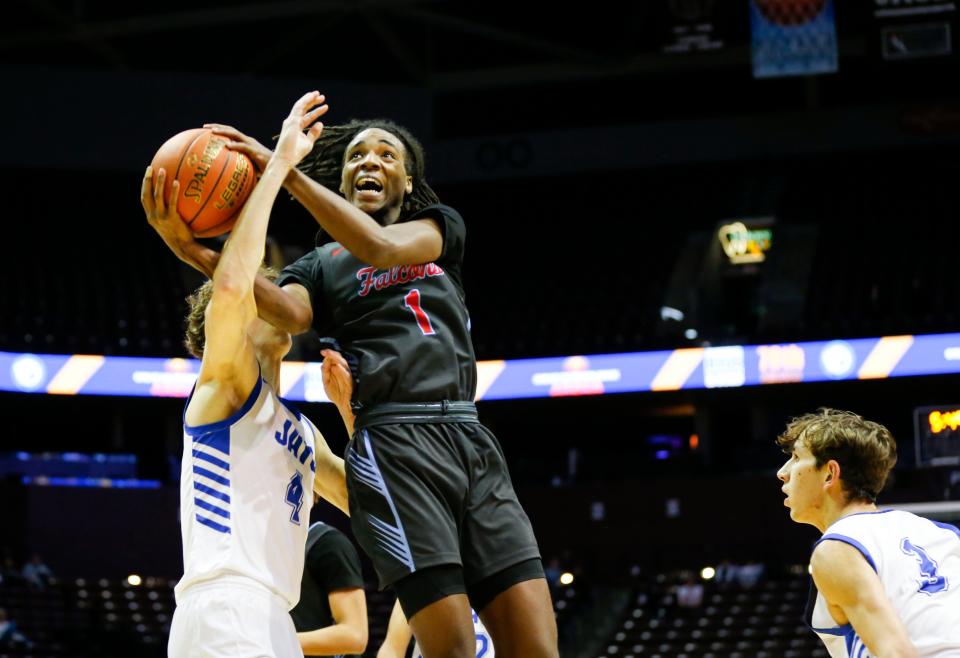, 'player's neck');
257,352,282,392
820,500,878,533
